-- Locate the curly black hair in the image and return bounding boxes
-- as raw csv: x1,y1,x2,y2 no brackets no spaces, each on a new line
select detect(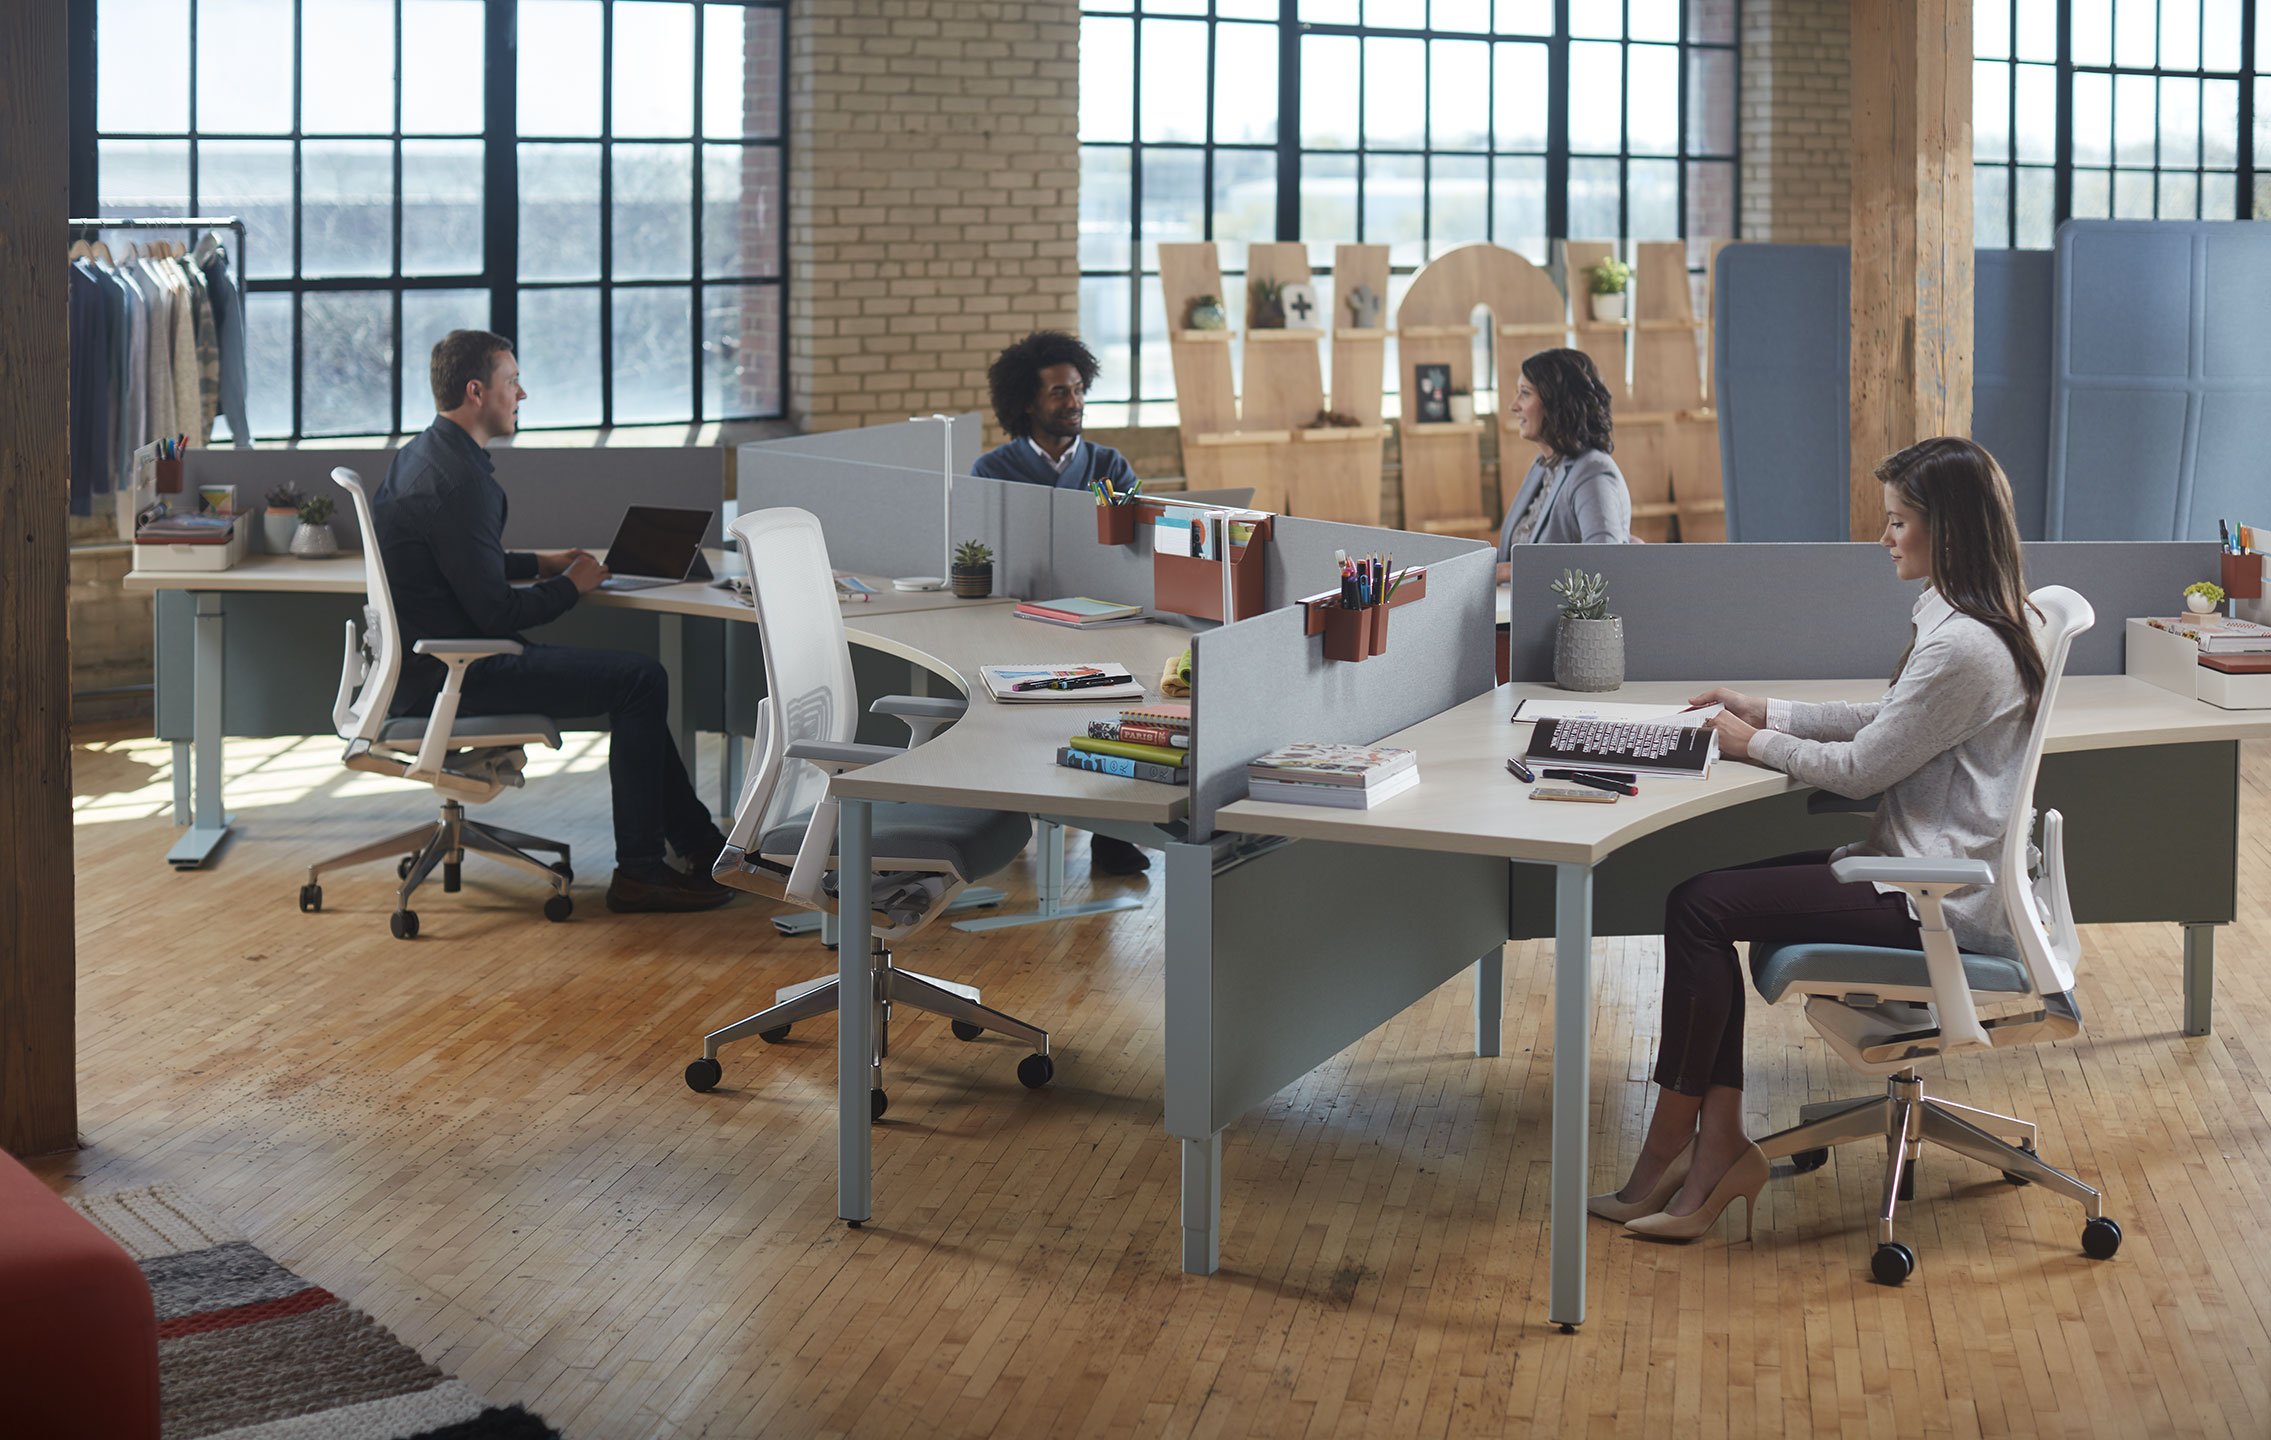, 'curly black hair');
1518,348,1615,458
987,331,1101,439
